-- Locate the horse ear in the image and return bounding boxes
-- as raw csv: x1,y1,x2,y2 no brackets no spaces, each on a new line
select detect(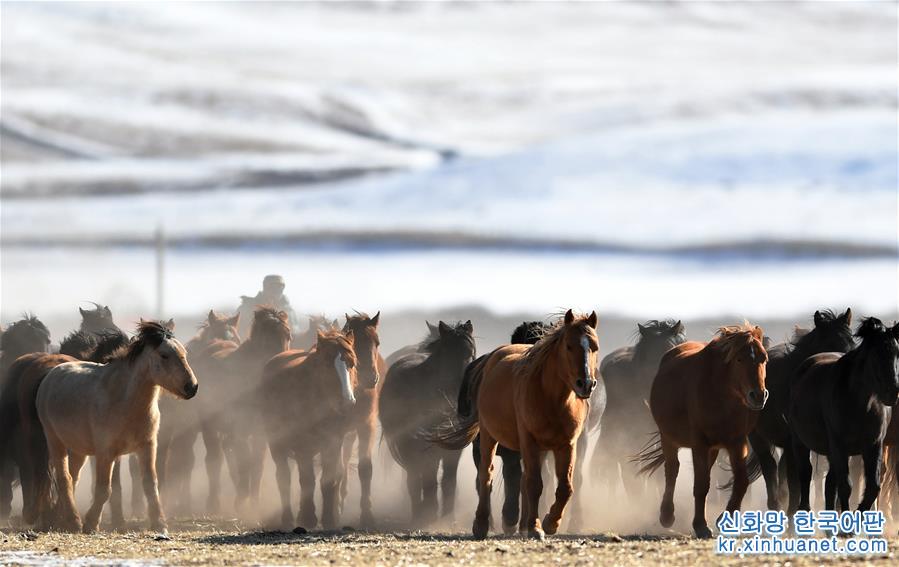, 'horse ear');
345,328,355,343
79,307,87,317
637,323,646,335
164,319,175,331
842,308,852,325
345,313,351,324
438,321,451,337
316,329,326,341
462,320,473,333
104,306,112,315
564,309,574,326
140,317,147,325
891,322,899,340
427,321,439,334
371,311,380,327
587,311,598,329
813,310,825,327
208,310,216,323
227,313,240,326
674,320,684,334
